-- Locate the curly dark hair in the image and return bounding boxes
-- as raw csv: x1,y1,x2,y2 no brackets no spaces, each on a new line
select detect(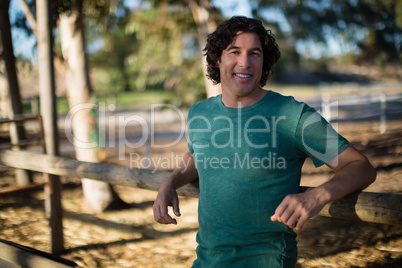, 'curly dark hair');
203,16,281,87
